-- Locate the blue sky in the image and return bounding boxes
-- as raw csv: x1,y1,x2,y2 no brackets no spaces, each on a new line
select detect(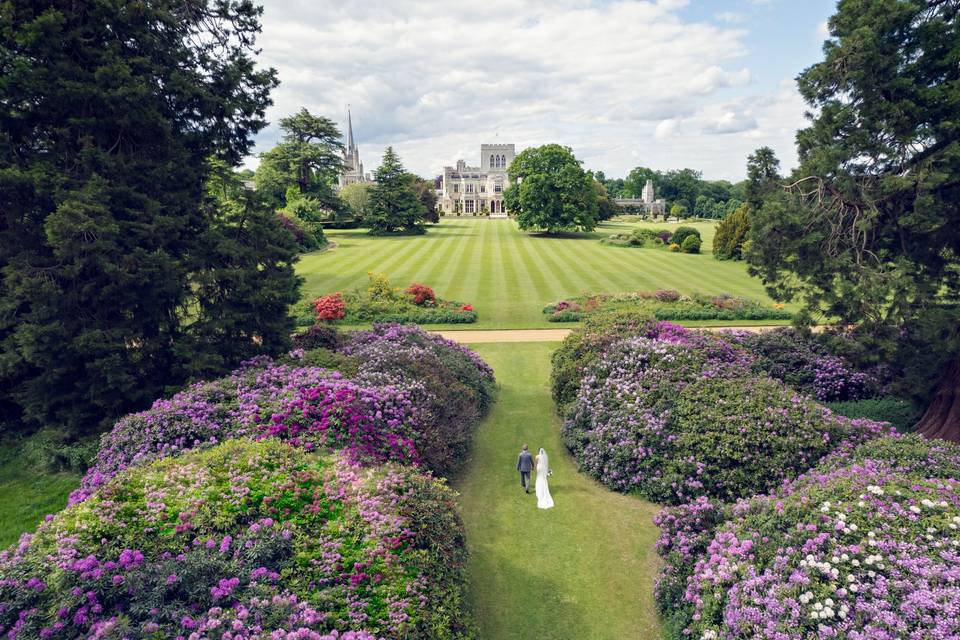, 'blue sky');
249,0,839,182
